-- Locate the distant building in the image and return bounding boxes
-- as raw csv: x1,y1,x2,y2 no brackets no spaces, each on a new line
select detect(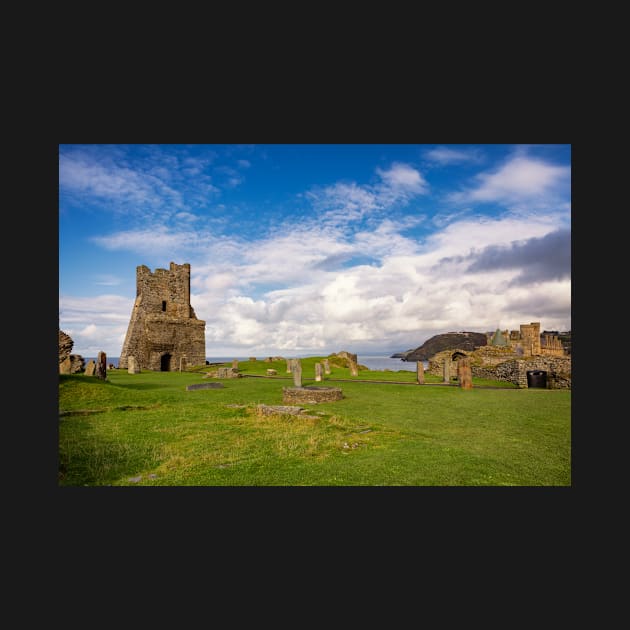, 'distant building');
489,329,509,346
